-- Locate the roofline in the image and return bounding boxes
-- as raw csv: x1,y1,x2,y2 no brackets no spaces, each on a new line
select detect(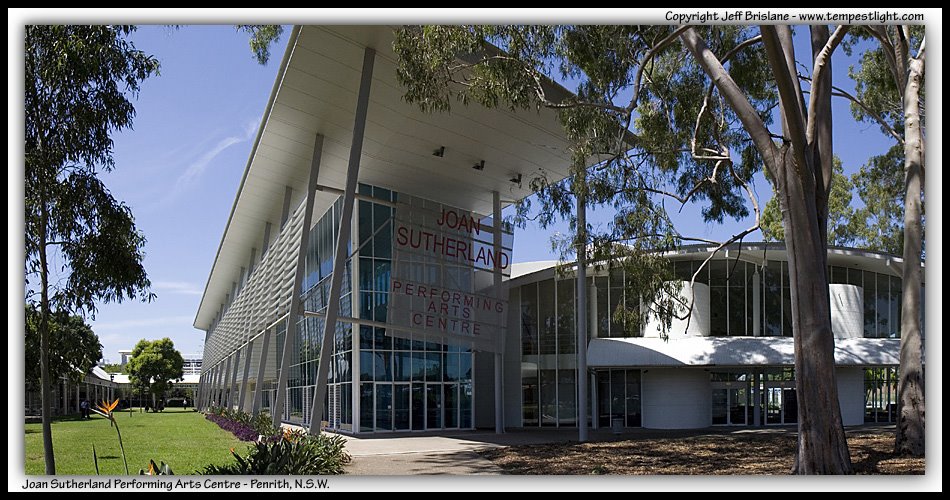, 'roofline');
508,242,919,286
193,26,302,330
